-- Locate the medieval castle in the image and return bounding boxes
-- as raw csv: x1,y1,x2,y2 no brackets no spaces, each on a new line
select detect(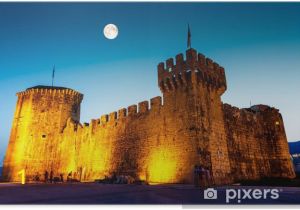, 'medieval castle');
2,48,295,184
